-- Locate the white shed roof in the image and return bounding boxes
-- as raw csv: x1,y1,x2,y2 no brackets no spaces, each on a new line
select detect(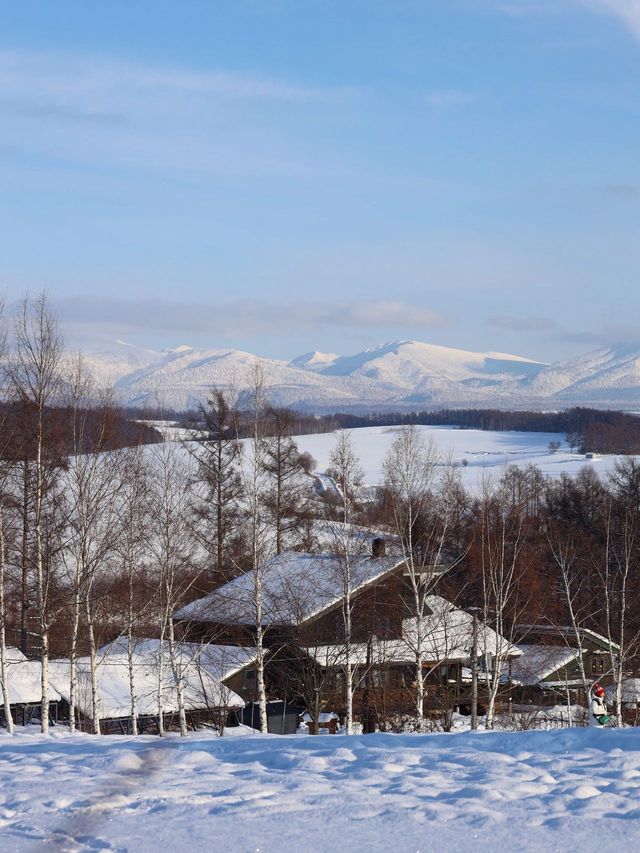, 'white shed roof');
49,640,246,720
0,655,62,705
